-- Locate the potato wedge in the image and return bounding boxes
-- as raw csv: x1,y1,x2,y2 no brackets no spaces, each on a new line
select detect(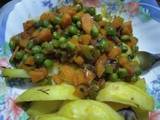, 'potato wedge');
27,101,62,117
16,84,79,102
36,114,72,120
96,82,154,111
58,100,124,120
